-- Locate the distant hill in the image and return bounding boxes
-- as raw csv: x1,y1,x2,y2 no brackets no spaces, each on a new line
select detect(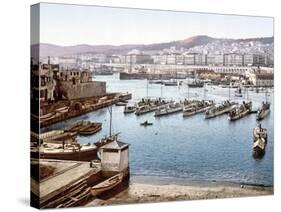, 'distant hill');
33,35,274,57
